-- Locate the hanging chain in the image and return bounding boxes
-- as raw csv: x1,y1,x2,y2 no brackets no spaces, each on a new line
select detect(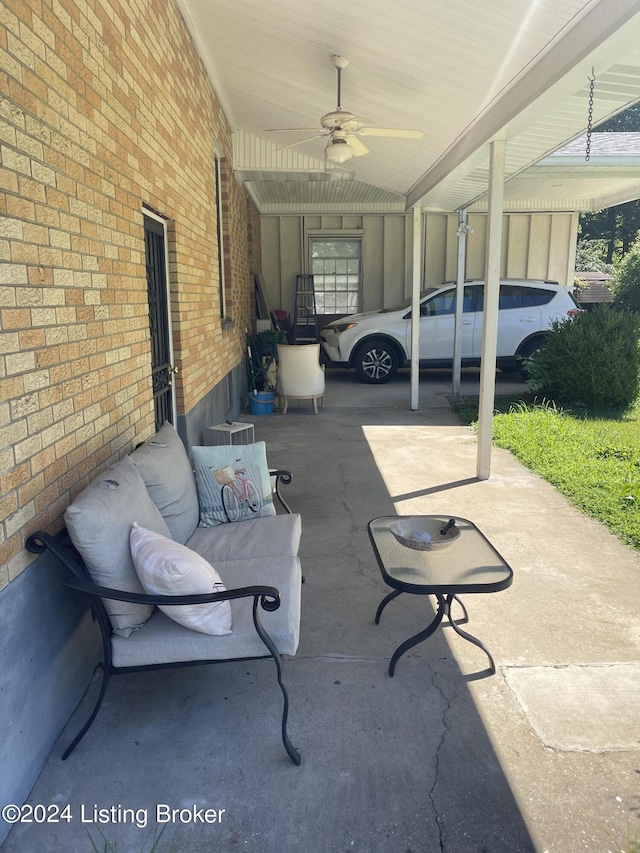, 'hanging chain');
585,71,595,162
